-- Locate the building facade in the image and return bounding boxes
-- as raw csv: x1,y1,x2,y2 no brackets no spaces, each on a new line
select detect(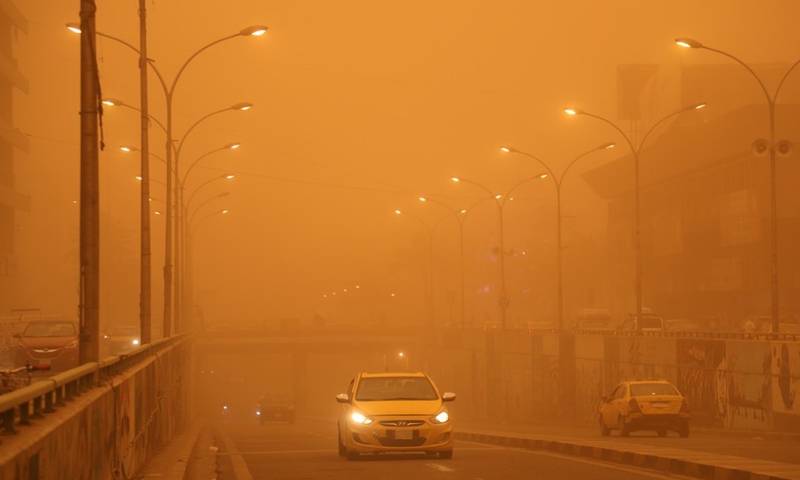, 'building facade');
0,0,29,312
